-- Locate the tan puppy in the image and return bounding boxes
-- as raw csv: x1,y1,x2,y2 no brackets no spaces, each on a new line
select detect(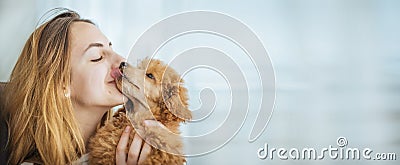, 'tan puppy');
88,58,192,164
